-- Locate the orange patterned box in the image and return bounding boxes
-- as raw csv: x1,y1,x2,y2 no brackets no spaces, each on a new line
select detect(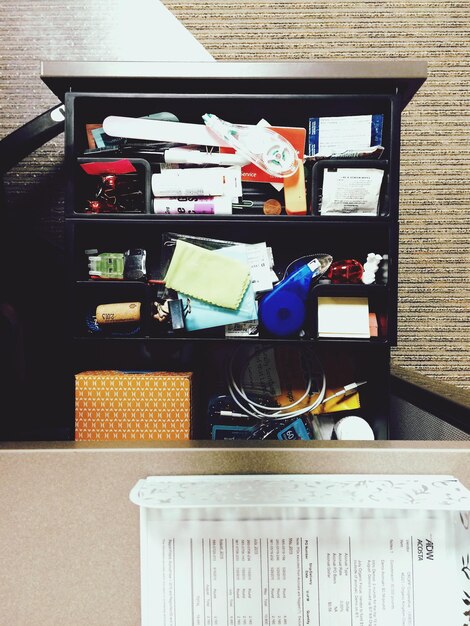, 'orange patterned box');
75,371,192,441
